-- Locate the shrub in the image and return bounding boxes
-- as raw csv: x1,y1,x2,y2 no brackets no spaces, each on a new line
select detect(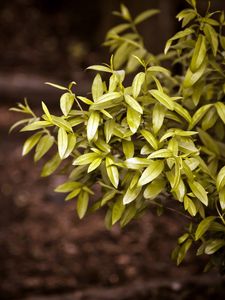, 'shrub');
11,0,225,273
